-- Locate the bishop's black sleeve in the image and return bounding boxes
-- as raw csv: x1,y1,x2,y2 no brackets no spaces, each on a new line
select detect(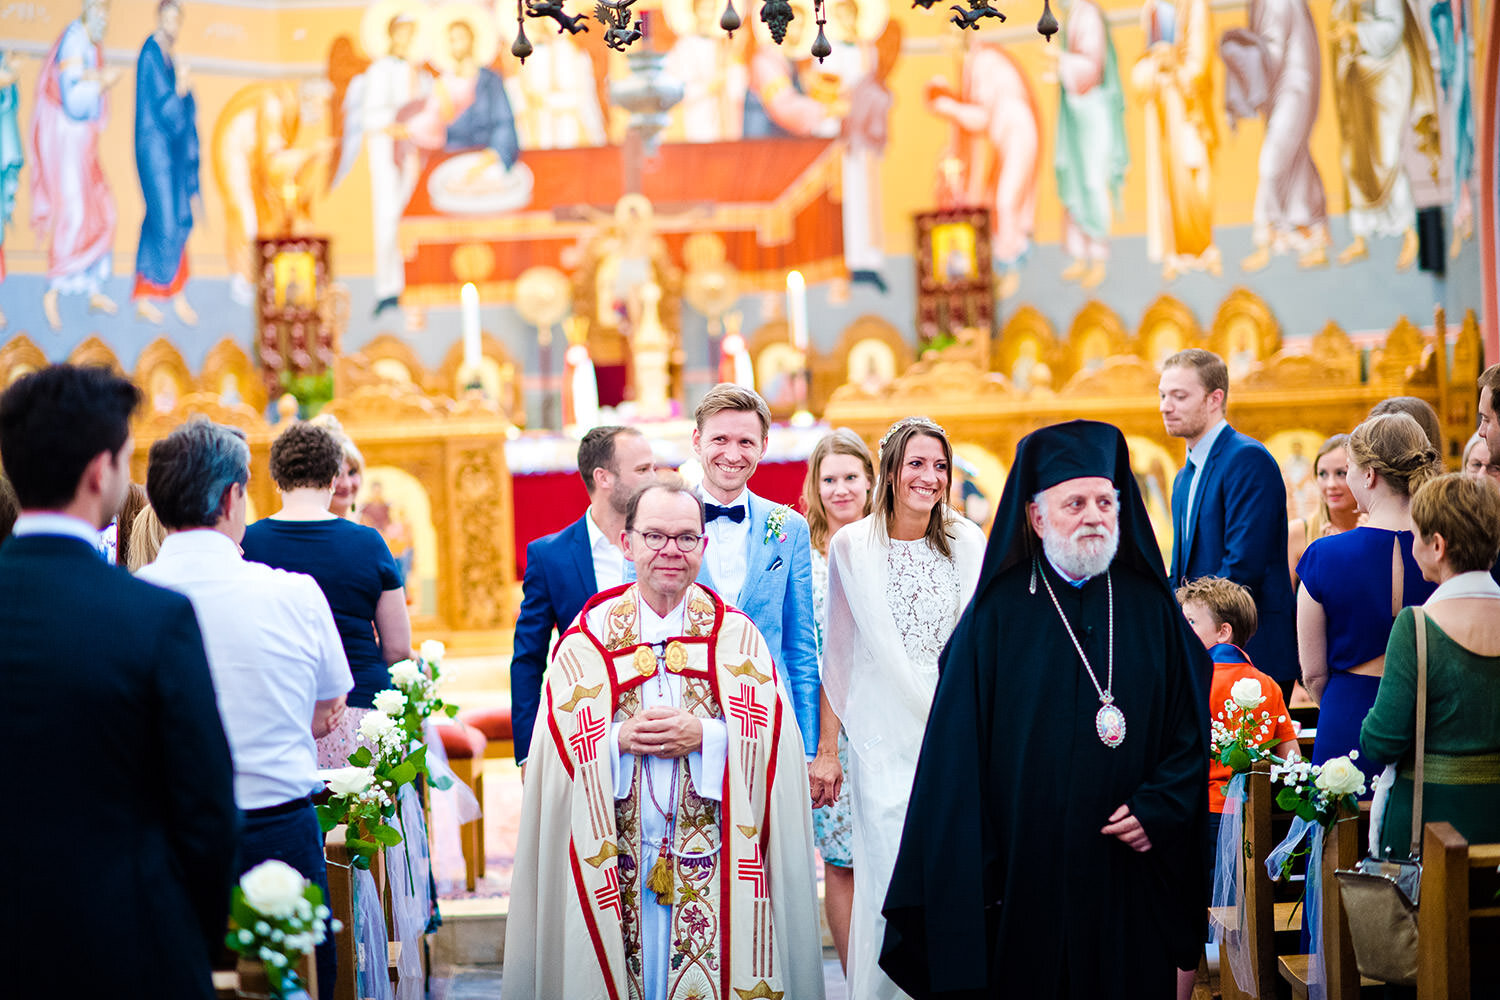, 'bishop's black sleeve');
1125,610,1211,972
879,612,996,999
